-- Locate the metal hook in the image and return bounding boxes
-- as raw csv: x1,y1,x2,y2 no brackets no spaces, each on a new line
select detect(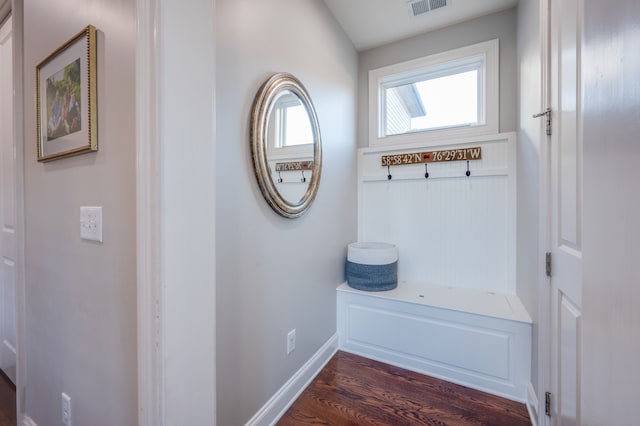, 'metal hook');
301,170,306,183
387,165,392,180
533,107,552,136
424,163,429,179
465,160,471,177
277,171,283,183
